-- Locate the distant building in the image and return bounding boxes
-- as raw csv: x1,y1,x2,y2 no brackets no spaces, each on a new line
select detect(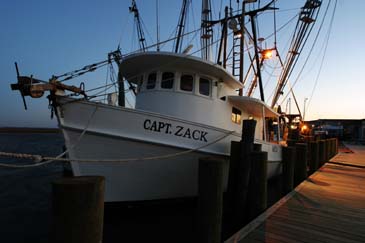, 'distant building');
307,119,365,142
